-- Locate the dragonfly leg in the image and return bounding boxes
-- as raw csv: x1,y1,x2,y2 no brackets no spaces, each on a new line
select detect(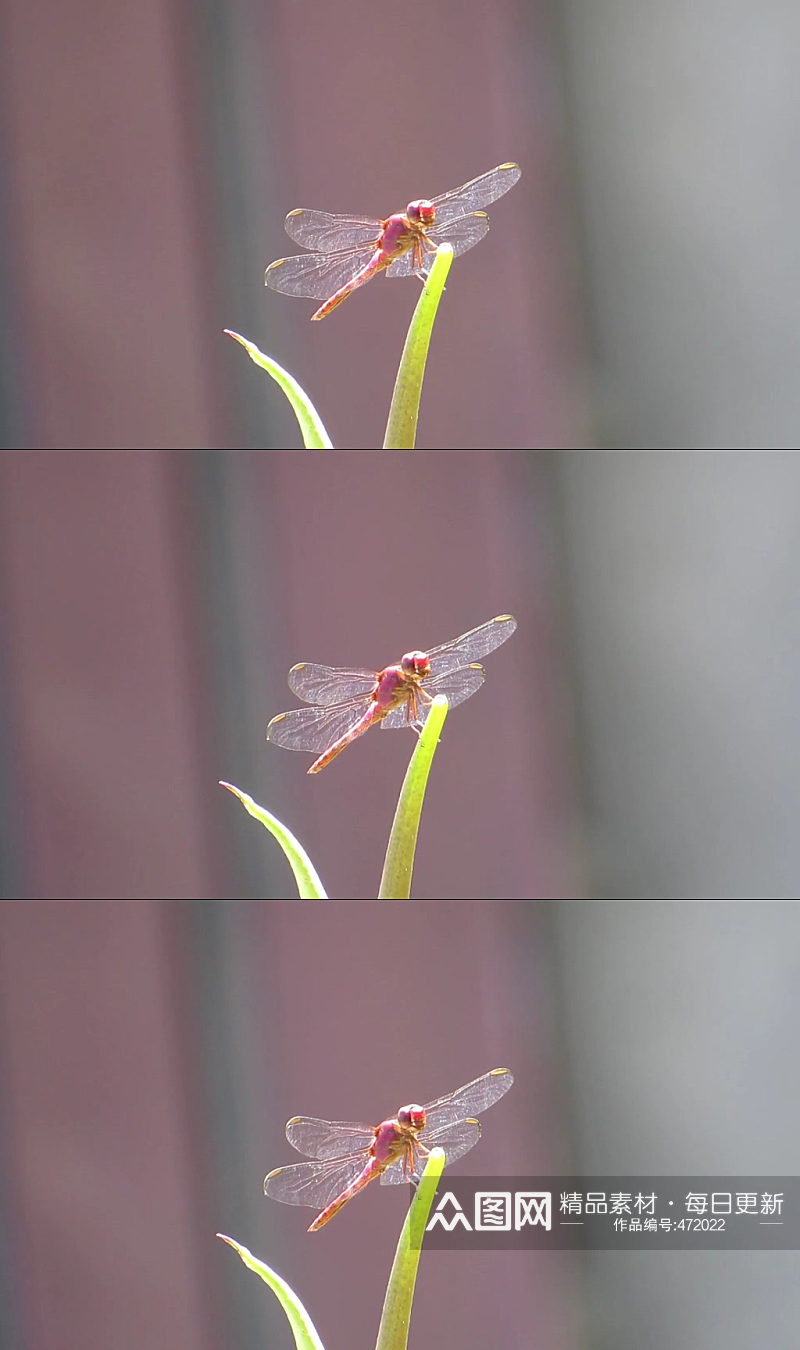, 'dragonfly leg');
418,239,439,281
406,689,424,734
411,684,433,730
408,1142,431,1183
